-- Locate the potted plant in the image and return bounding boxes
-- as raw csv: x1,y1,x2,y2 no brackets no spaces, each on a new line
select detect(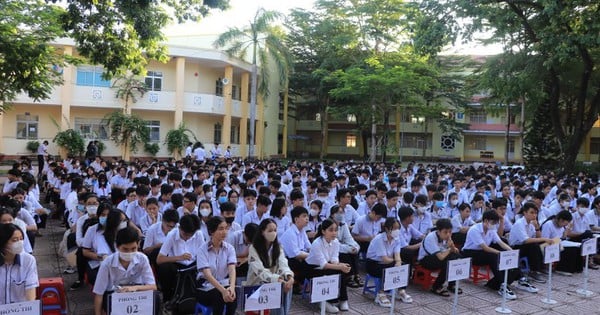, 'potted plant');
144,142,160,157
26,141,40,154
53,129,85,157
164,123,197,160
104,110,150,160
